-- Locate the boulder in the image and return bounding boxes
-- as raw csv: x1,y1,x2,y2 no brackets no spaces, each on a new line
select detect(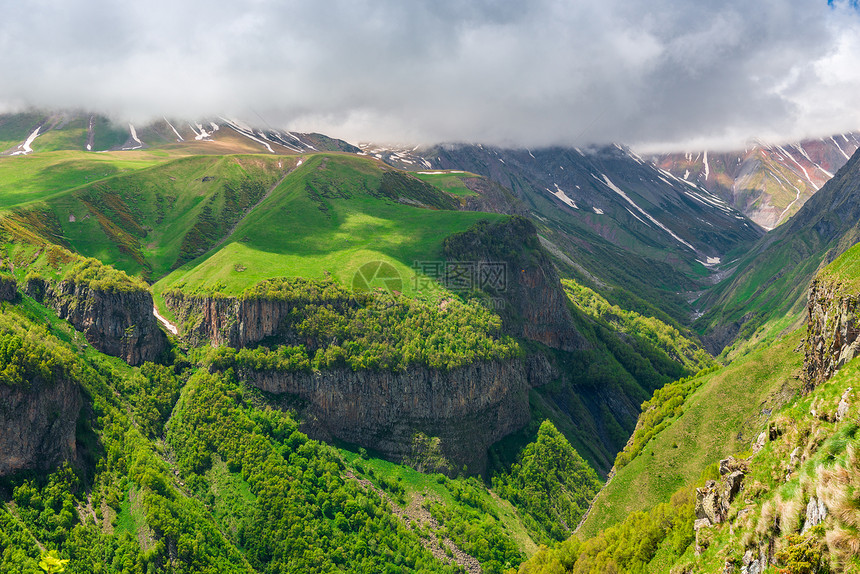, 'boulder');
696,480,723,525
752,431,767,455
801,496,828,533
836,387,852,422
